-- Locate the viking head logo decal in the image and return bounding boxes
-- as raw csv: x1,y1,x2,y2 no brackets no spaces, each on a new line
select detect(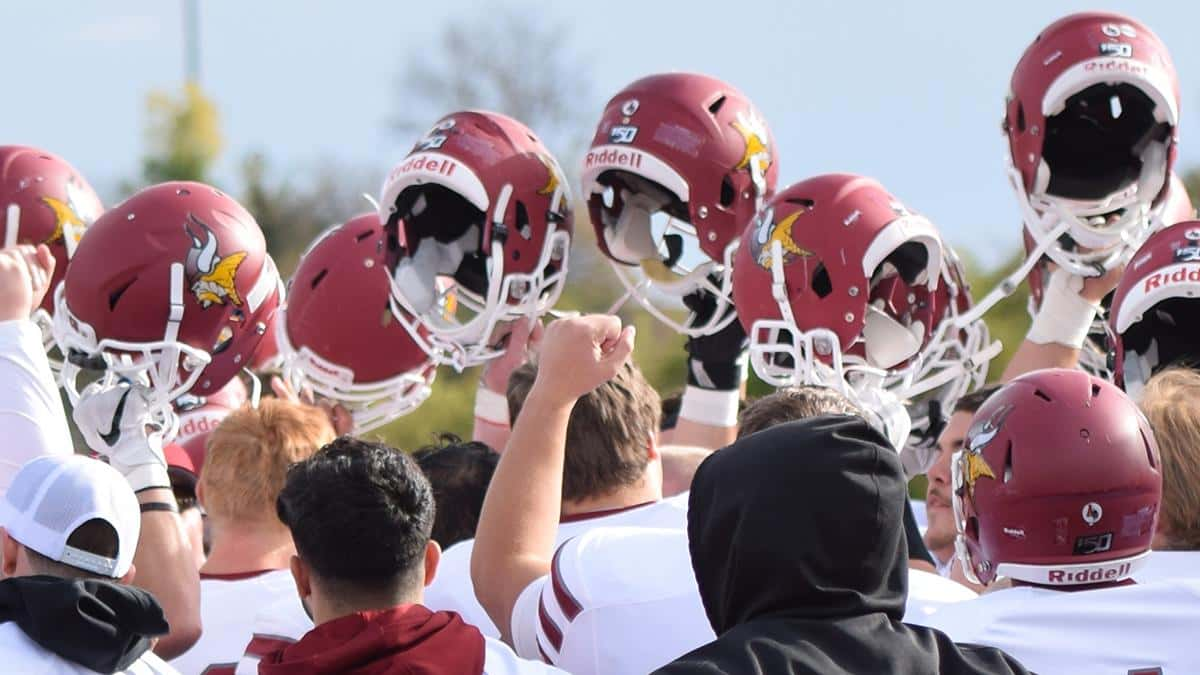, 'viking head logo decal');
184,214,247,308
958,403,1015,498
754,205,814,270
